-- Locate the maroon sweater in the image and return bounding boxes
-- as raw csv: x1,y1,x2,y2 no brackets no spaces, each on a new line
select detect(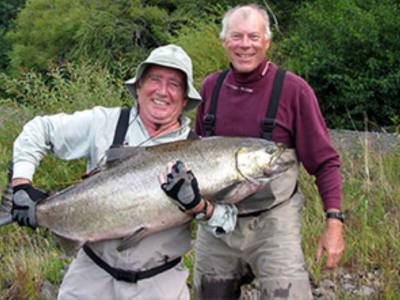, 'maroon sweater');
195,60,342,210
